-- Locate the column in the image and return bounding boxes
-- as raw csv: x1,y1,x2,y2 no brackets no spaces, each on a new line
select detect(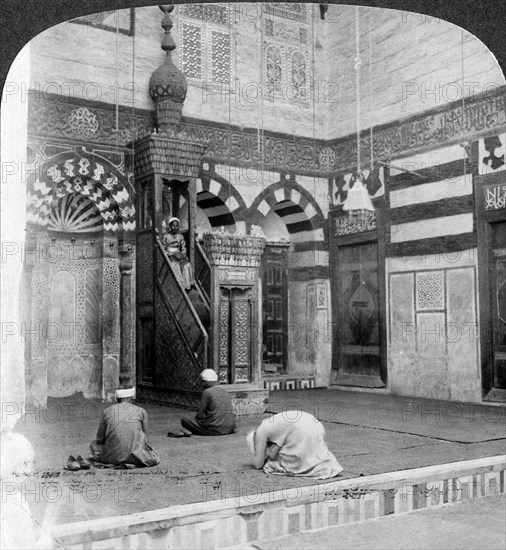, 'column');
119,246,135,388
